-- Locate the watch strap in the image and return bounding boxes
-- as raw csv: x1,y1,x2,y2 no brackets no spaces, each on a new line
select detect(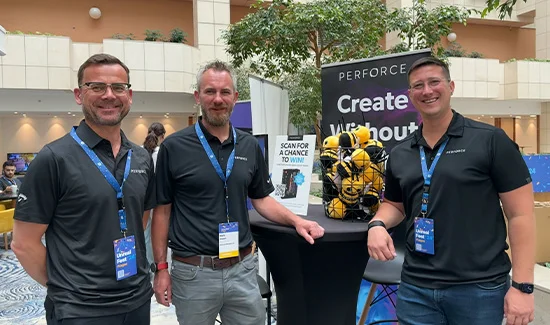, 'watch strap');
368,220,386,231
511,280,534,294
156,262,168,272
